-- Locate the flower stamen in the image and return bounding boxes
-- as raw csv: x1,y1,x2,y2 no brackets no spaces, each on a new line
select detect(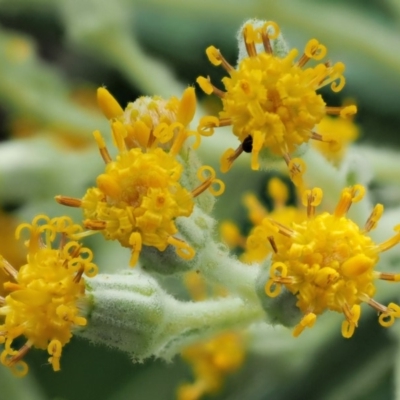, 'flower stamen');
93,130,112,164
334,185,365,218
310,131,340,152
364,204,384,232
301,188,323,218
293,313,317,337
326,105,357,118
243,24,258,57
54,196,83,208
205,46,233,72
196,76,225,98
83,220,107,231
192,166,225,197
377,225,400,252
376,272,400,282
